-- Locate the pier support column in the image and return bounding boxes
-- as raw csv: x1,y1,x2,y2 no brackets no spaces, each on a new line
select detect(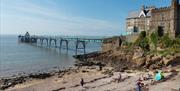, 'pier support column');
59,39,69,52
75,39,86,56
49,38,57,48
46,39,48,47
55,39,57,48
49,39,51,48
40,38,43,46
